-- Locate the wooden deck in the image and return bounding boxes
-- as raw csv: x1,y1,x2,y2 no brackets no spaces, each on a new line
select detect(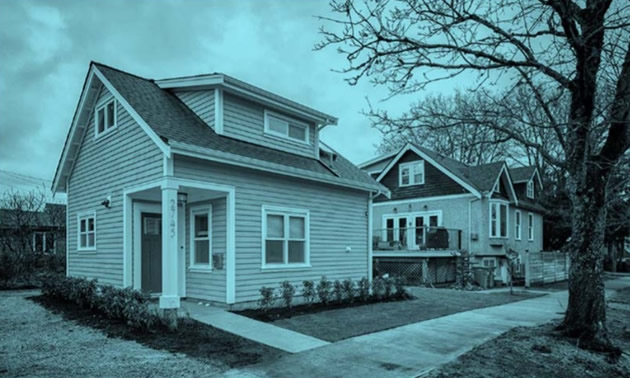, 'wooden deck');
372,250,460,258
